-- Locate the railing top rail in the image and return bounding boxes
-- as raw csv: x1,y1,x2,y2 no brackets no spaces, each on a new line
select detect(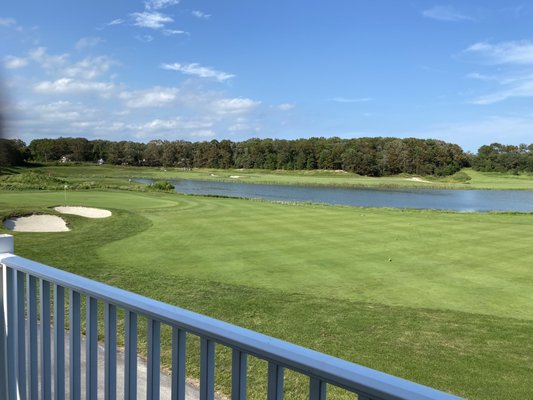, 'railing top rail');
0,242,462,400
